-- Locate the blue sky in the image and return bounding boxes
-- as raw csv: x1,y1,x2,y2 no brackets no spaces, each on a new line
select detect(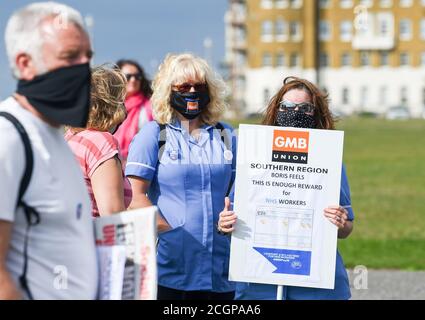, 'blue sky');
0,0,227,99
